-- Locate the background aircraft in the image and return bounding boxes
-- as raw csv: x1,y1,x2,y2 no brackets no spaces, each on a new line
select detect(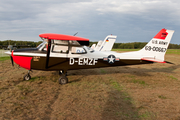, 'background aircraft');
76,35,116,53
93,35,116,51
